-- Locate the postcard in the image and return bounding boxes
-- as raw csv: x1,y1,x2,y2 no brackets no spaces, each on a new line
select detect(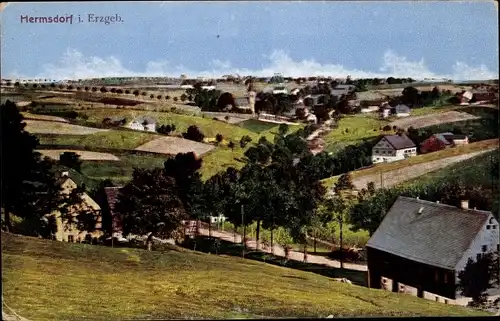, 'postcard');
1,1,499,320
